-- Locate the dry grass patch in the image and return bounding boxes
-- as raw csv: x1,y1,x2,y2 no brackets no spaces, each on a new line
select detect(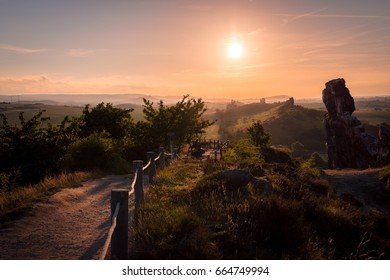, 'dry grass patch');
0,171,91,222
